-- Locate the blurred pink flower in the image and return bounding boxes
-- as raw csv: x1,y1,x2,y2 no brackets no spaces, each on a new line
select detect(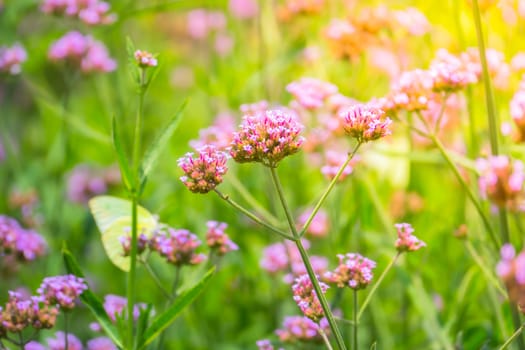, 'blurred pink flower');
41,0,116,25
393,7,431,36
297,207,330,237
228,0,258,19
275,315,329,343
205,220,238,256
134,50,157,68
286,77,338,110
497,244,525,313
47,331,83,350
214,33,234,57
394,223,426,252
0,43,27,75
190,113,236,151
187,9,226,39
87,337,117,350
320,150,356,182
324,253,376,290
